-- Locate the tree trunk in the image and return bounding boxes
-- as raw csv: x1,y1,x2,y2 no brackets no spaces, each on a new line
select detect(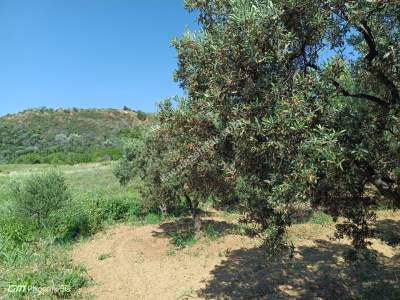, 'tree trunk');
159,203,168,218
185,194,202,232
